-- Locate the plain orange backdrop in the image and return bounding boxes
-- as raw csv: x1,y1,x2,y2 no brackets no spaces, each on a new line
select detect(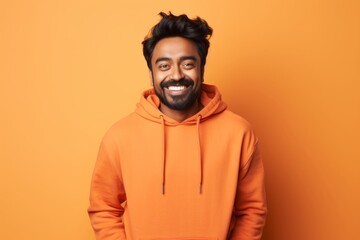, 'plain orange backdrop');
1,1,359,239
